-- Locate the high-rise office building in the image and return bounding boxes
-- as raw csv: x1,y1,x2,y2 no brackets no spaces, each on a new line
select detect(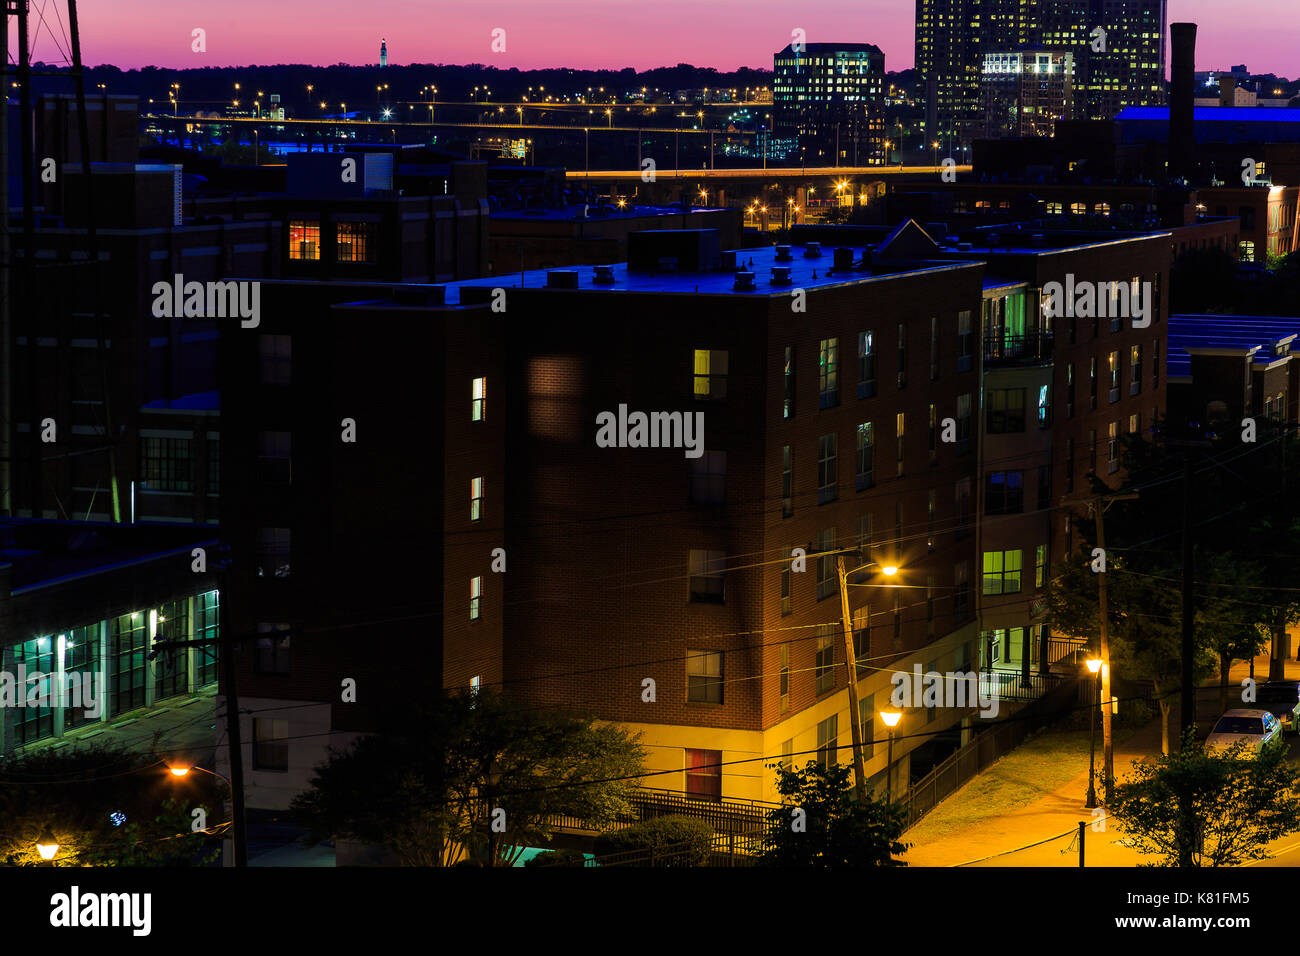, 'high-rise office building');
980,50,1075,139
917,0,1166,141
773,42,886,165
